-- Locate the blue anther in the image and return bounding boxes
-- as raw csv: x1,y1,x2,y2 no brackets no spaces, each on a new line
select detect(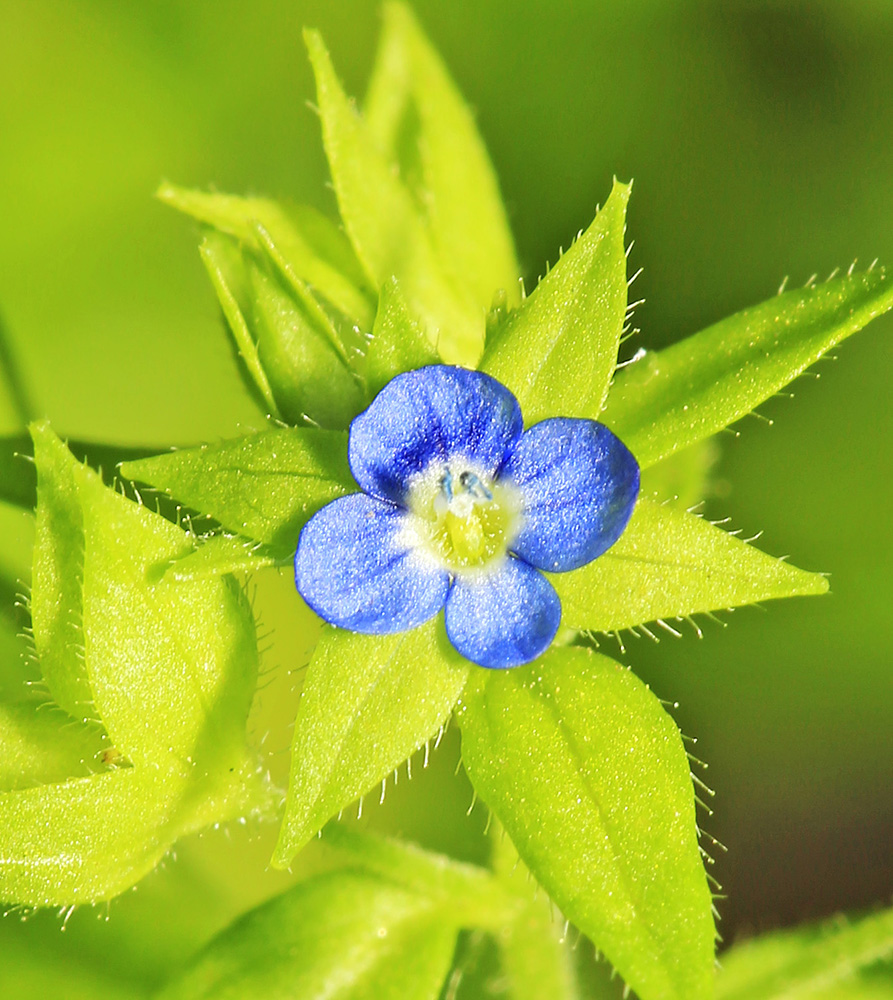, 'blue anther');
459,471,492,501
